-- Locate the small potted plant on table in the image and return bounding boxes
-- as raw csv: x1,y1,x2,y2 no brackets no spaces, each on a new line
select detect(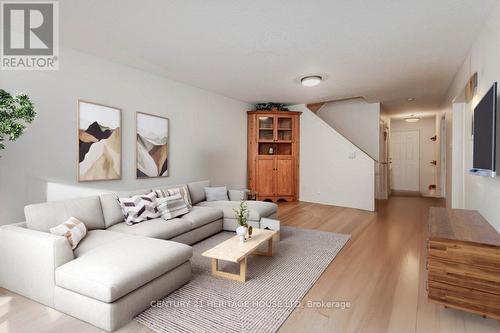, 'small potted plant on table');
233,200,249,243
